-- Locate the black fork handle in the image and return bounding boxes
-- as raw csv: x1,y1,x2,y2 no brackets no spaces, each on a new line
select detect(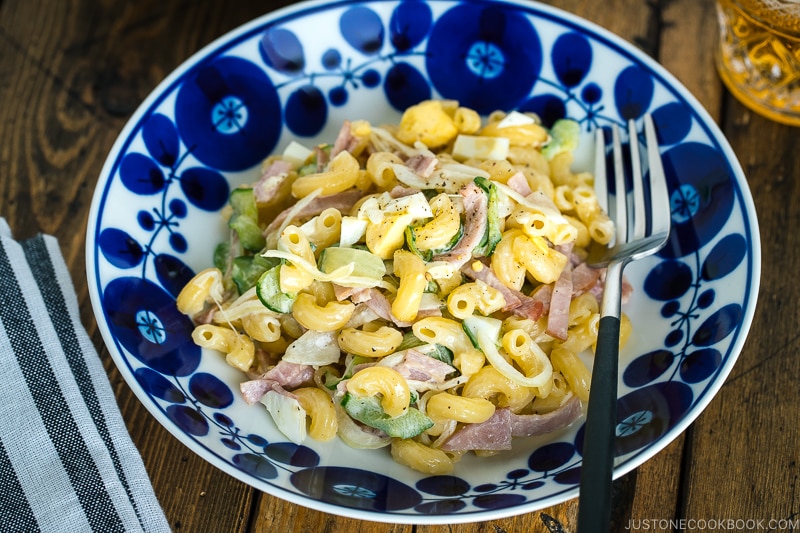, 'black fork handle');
577,314,620,533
